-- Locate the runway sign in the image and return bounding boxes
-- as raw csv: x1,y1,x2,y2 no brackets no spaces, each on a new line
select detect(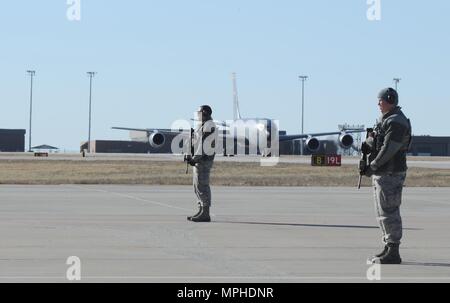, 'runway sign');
311,154,342,167
34,152,49,157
